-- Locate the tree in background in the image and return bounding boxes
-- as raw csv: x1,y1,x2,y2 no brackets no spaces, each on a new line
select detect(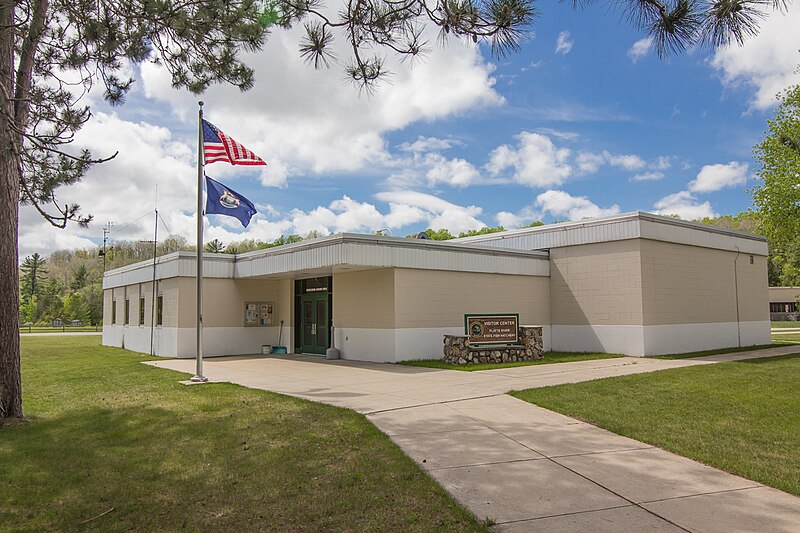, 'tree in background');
19,297,38,325
459,226,506,238
70,265,89,291
205,239,226,253
407,224,544,240
61,293,91,325
158,235,194,256
422,228,456,240
19,254,48,304
752,78,800,286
